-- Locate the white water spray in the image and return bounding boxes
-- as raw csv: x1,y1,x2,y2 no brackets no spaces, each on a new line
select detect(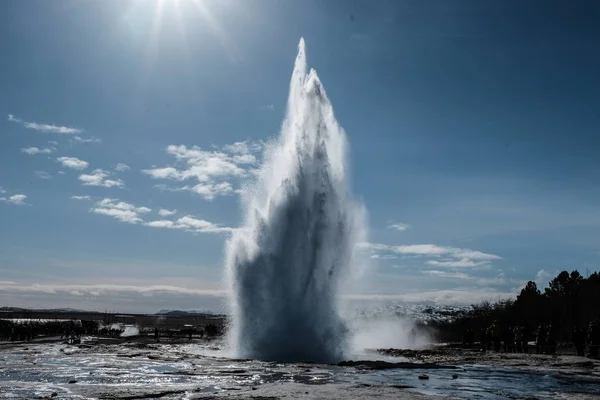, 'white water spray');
225,38,366,363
